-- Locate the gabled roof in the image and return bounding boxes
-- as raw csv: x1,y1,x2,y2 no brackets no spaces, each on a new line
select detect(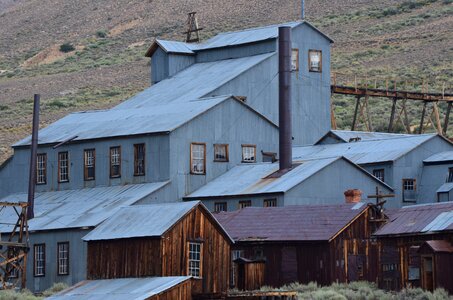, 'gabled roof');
146,21,333,57
374,202,453,237
15,95,238,146
419,240,453,253
185,157,392,199
47,277,192,300
294,134,438,165
0,182,169,232
83,201,233,243
424,151,453,164
316,130,416,144
214,203,368,242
